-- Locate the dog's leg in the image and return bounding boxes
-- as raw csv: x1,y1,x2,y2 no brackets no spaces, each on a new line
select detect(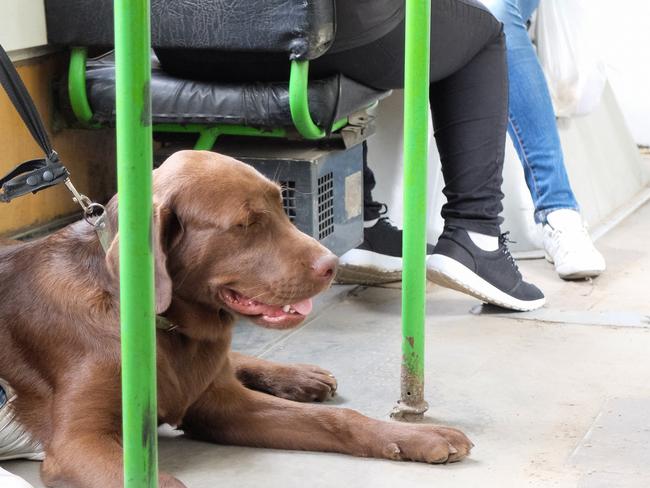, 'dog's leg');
230,352,337,402
41,436,183,488
182,378,473,464
39,370,186,488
